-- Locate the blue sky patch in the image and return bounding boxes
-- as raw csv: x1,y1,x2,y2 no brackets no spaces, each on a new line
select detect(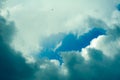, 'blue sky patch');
56,28,106,52
39,28,106,63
